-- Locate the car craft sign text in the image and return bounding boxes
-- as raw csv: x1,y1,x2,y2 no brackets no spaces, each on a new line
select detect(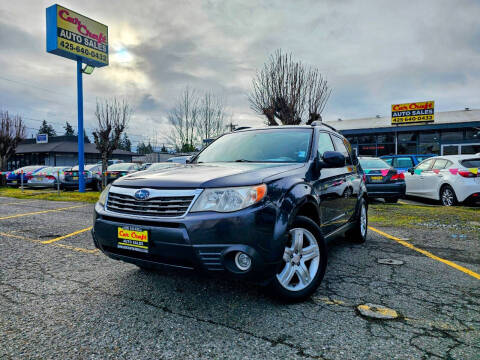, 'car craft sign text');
391,101,434,125
46,4,108,67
